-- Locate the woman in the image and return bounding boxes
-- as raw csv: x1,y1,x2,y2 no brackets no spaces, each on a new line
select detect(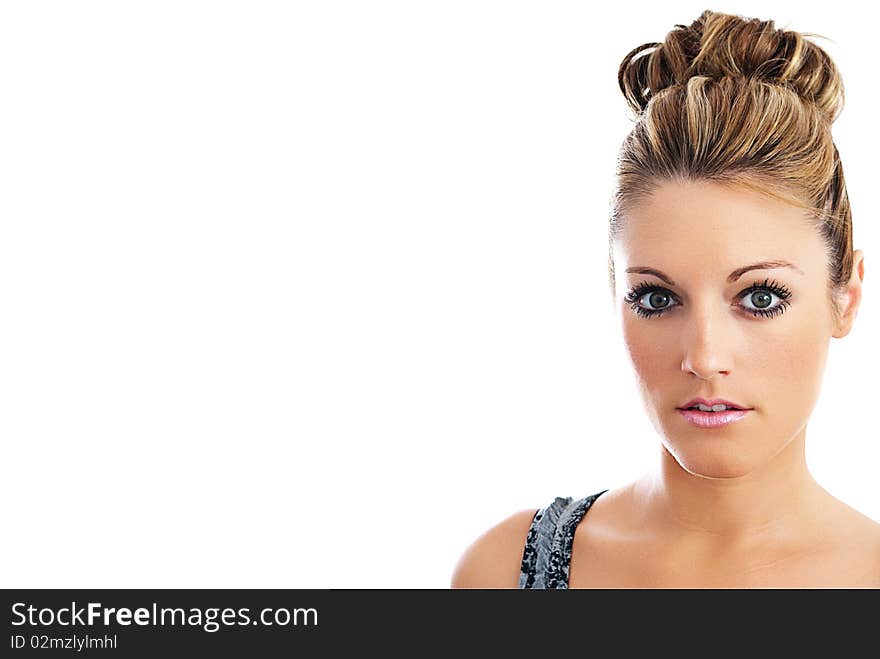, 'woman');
451,9,880,588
